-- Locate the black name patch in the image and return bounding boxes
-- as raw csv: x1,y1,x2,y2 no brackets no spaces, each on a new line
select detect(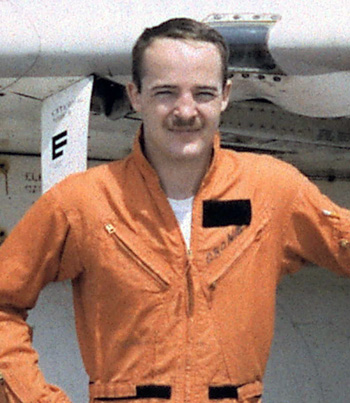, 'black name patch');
203,199,252,228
